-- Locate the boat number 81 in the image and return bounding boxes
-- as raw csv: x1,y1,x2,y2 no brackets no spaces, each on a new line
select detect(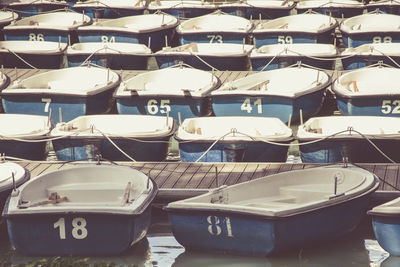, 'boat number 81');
207,216,234,237
381,100,400,114
54,217,88,240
